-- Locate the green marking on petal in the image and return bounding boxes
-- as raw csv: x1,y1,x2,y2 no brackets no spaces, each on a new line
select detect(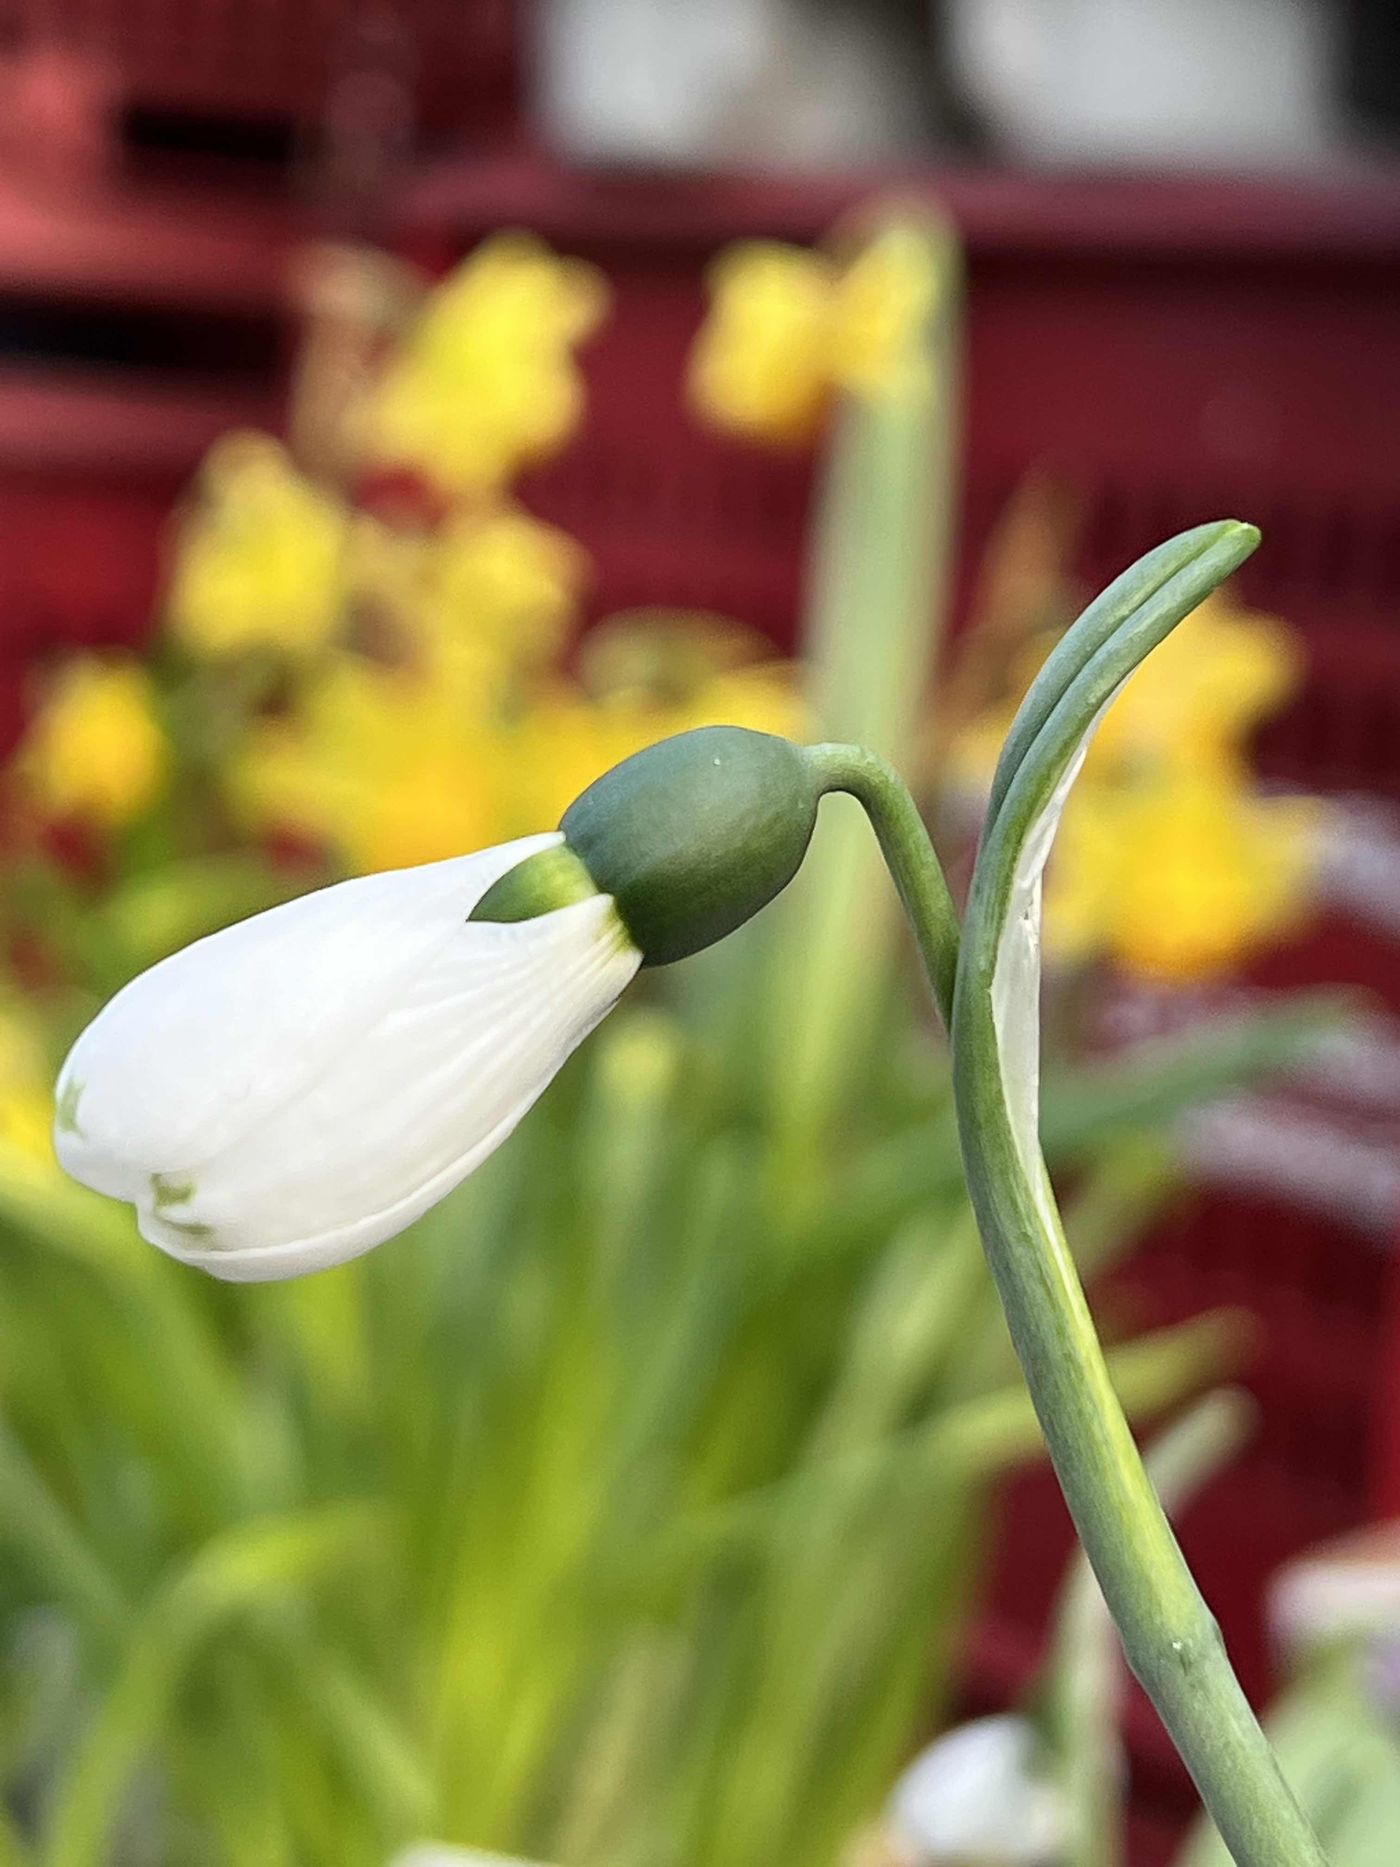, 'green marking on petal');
152,1172,197,1211
150,1174,214,1239
55,1076,83,1136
